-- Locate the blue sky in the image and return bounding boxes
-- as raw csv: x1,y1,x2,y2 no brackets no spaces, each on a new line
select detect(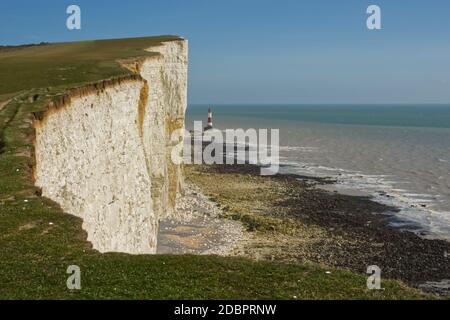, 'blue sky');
1,0,449,104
